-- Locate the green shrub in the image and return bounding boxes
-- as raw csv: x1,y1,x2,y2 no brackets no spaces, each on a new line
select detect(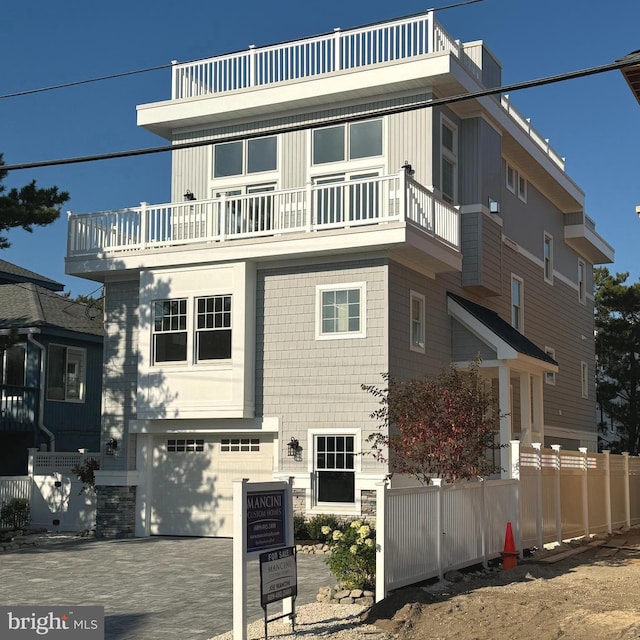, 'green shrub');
1,498,30,529
293,514,309,540
323,520,376,590
307,514,339,542
72,458,100,493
